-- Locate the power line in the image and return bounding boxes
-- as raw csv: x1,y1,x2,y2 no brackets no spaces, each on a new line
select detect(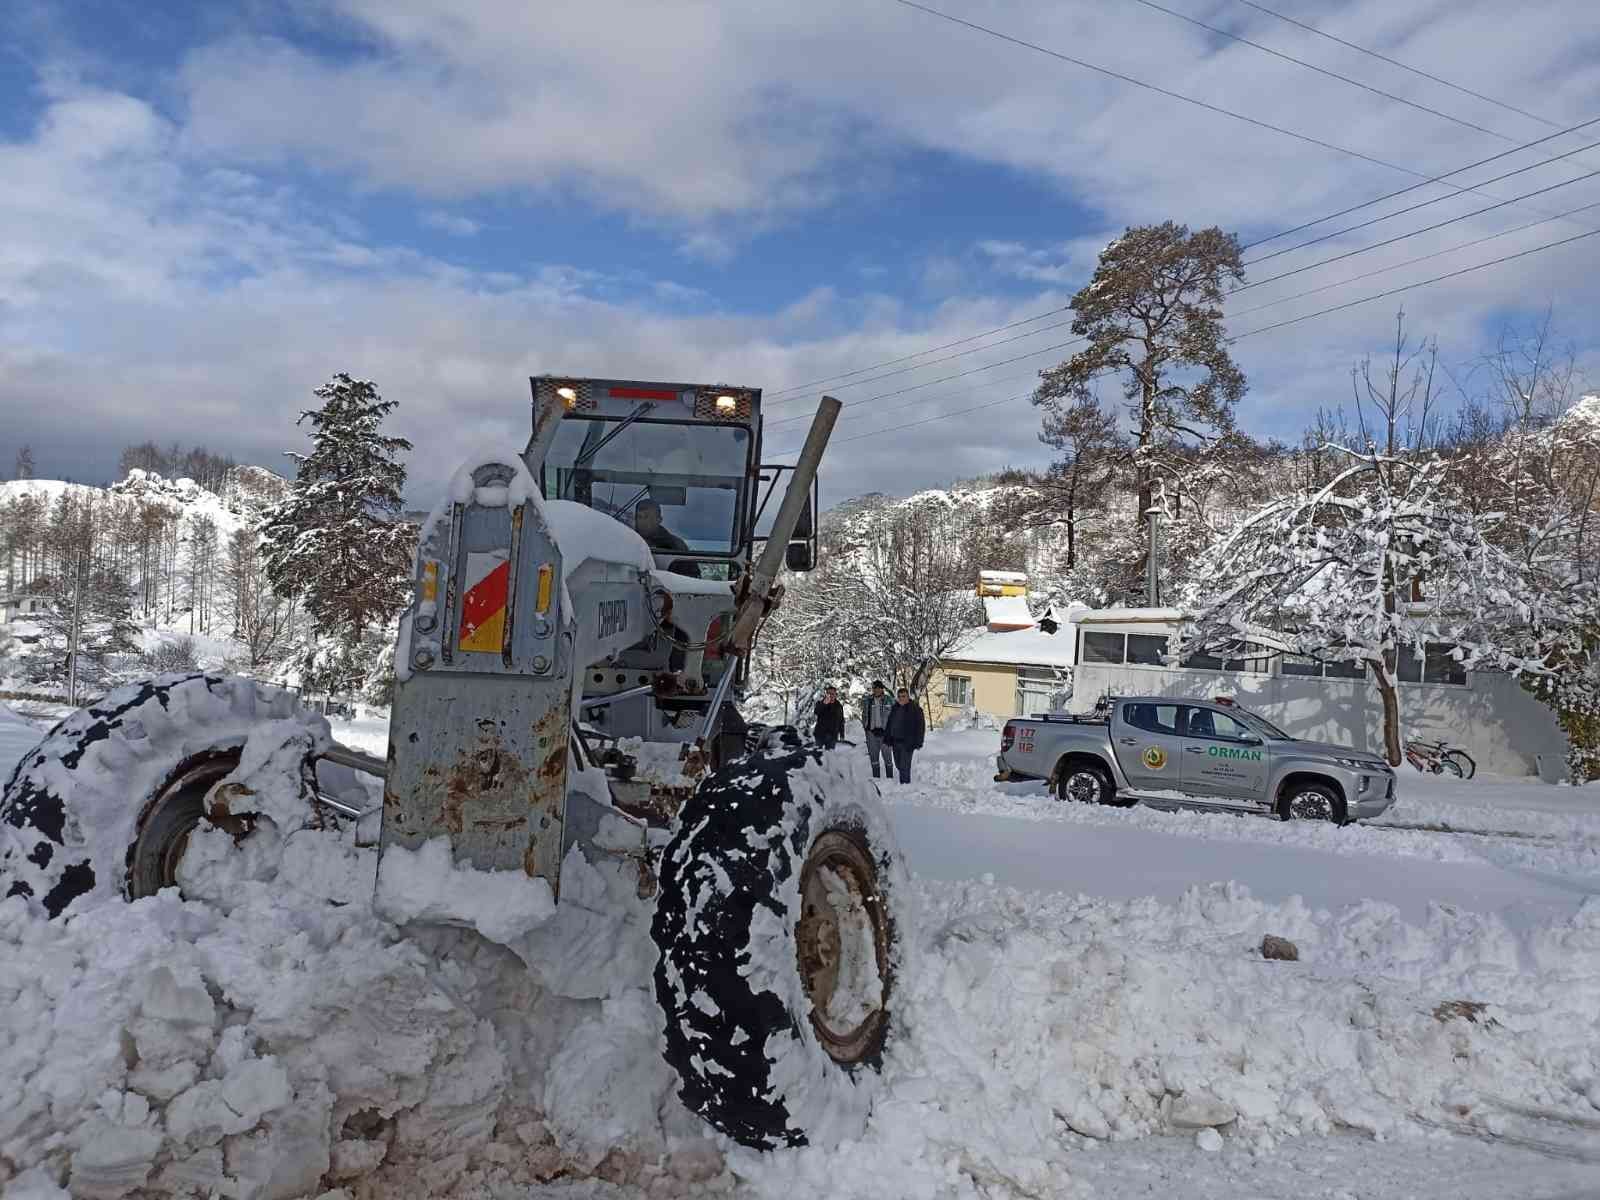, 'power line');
756,112,1600,414
1127,0,1504,140
1228,226,1600,341
767,223,1600,458
1239,167,1600,293
766,165,1600,431
763,314,1077,415
1239,115,1600,252
758,3,1600,422
1227,199,1600,322
1244,139,1600,267
1228,0,1563,129
763,305,1070,399
770,196,1600,444
891,0,1600,239
763,335,1086,431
